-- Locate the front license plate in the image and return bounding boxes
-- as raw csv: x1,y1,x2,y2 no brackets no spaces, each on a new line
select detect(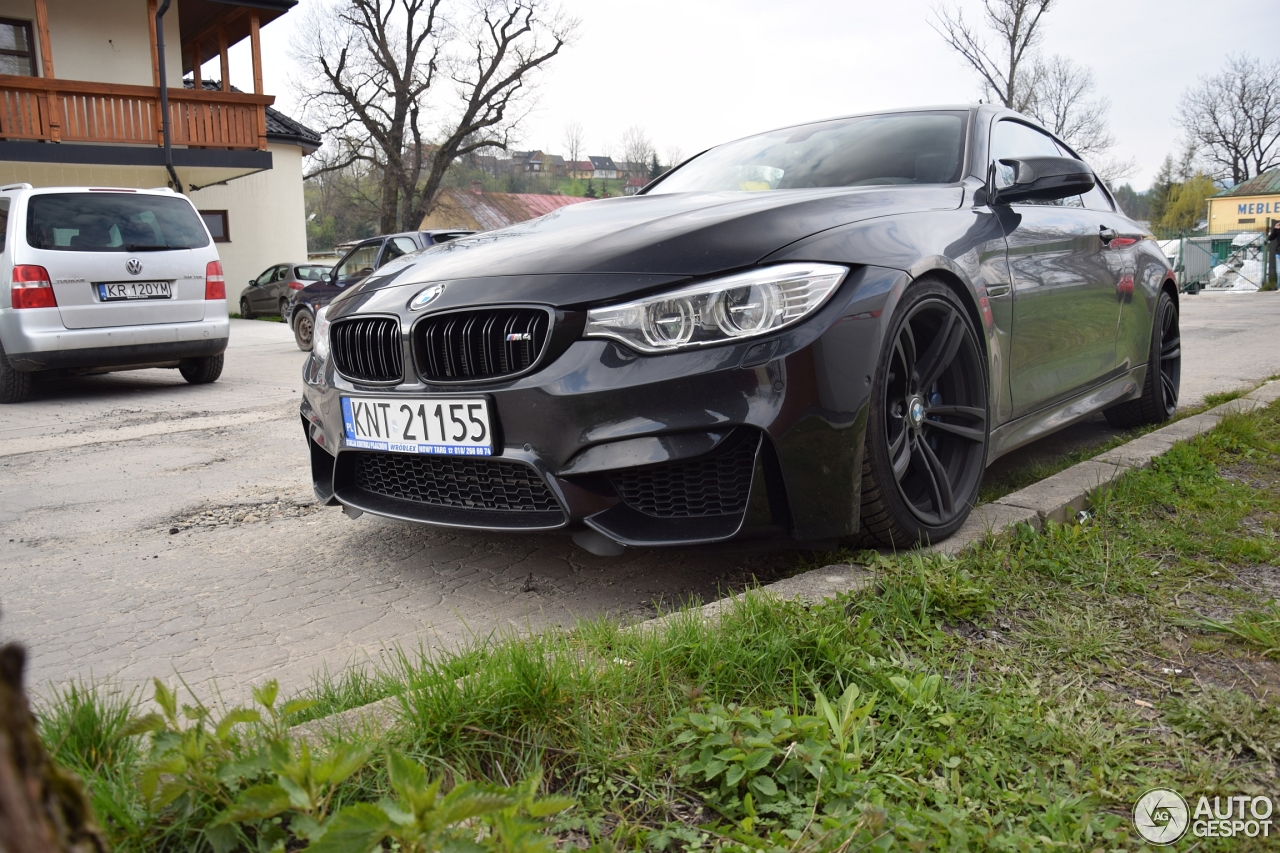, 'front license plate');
341,396,493,456
97,281,172,301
